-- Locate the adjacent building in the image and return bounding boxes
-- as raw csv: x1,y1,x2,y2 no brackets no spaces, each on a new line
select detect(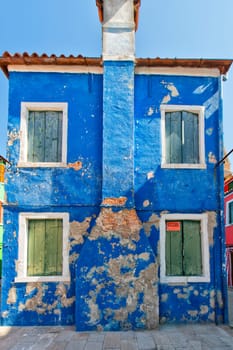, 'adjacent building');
0,156,9,280
0,0,232,330
224,170,233,287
